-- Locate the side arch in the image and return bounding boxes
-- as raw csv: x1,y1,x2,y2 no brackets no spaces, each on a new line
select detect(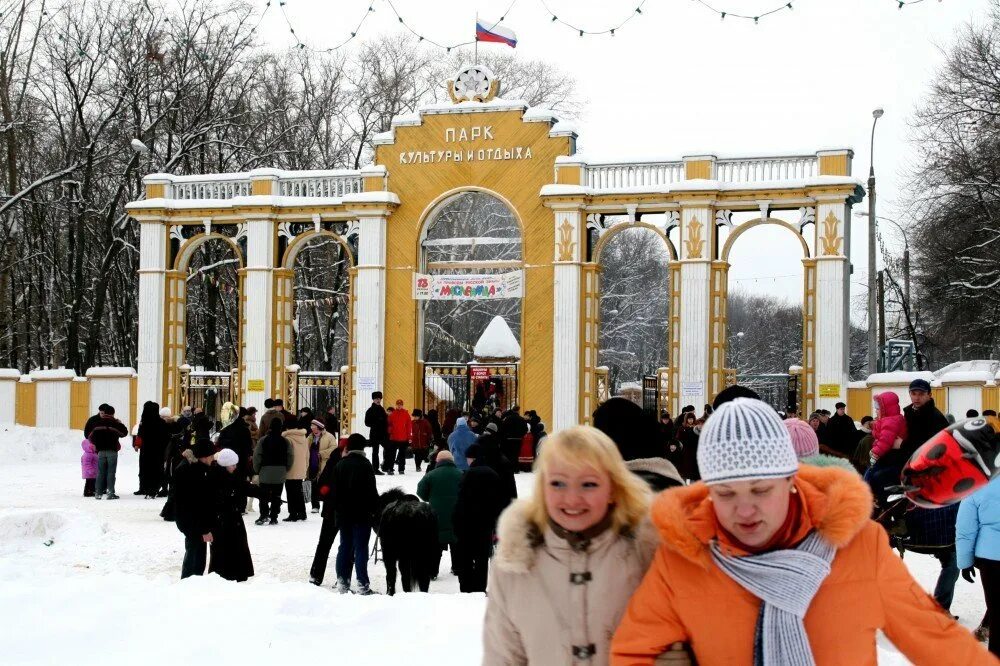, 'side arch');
720,217,810,263
593,221,678,263
174,232,245,272
282,230,355,269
